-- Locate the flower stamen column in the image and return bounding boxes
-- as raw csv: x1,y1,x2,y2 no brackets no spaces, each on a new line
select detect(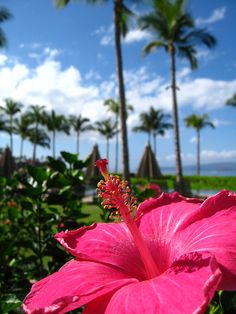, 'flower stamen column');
96,159,159,279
